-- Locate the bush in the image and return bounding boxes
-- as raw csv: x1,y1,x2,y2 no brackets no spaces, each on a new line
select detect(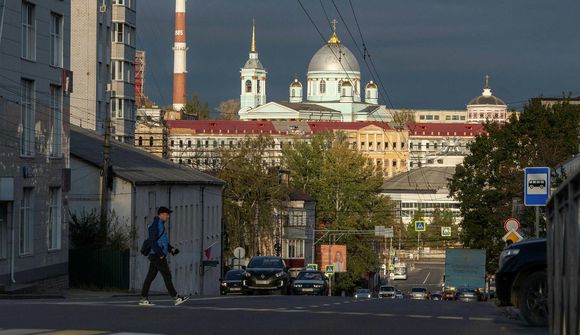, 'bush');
69,210,130,250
